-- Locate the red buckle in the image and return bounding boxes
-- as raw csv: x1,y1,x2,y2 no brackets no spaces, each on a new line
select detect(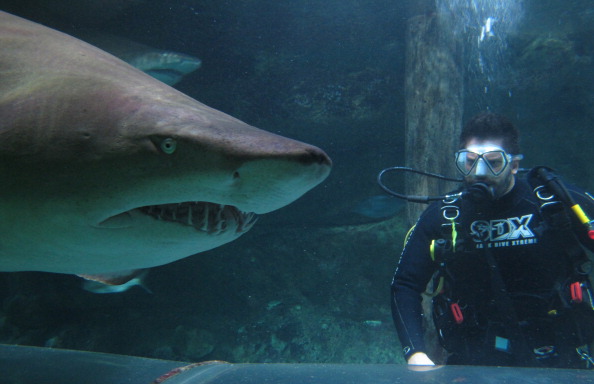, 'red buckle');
571,282,583,304
450,302,464,324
